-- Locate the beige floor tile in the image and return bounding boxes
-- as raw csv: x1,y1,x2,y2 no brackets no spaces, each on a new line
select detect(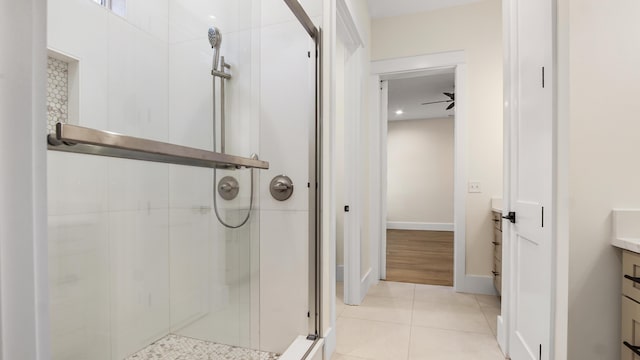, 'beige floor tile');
340,296,413,324
475,294,501,310
337,295,346,318
331,353,373,360
481,306,501,336
409,326,506,360
336,317,411,360
366,281,415,300
414,284,479,307
412,300,492,334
